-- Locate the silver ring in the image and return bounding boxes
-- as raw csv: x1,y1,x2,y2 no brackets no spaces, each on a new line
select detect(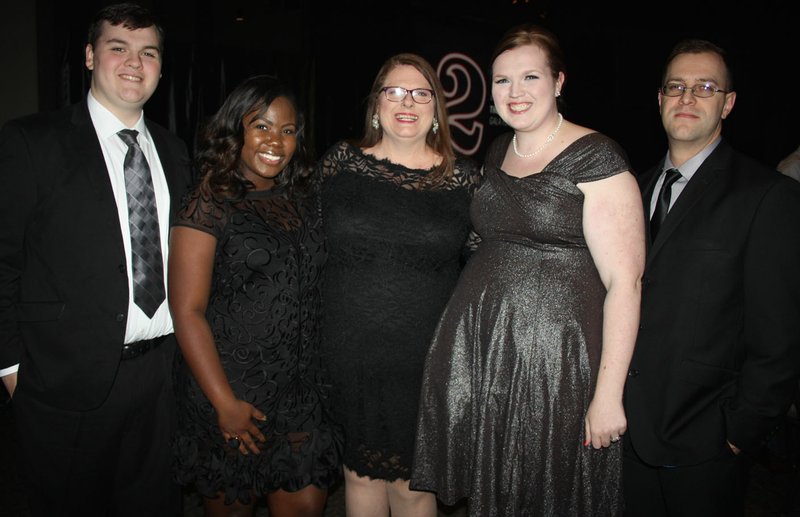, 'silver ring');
611,436,620,442
227,436,241,449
